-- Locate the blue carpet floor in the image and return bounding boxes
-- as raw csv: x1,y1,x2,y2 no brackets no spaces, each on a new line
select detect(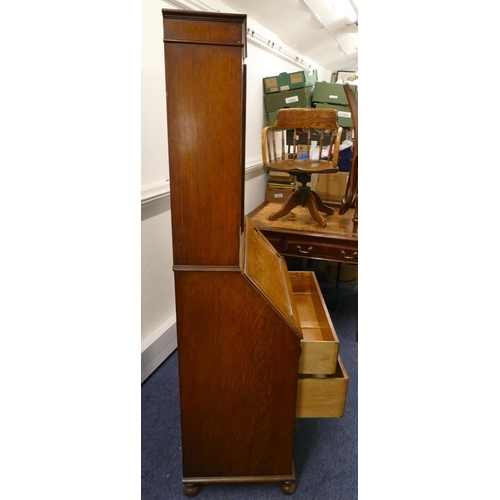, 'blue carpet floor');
142,279,358,499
